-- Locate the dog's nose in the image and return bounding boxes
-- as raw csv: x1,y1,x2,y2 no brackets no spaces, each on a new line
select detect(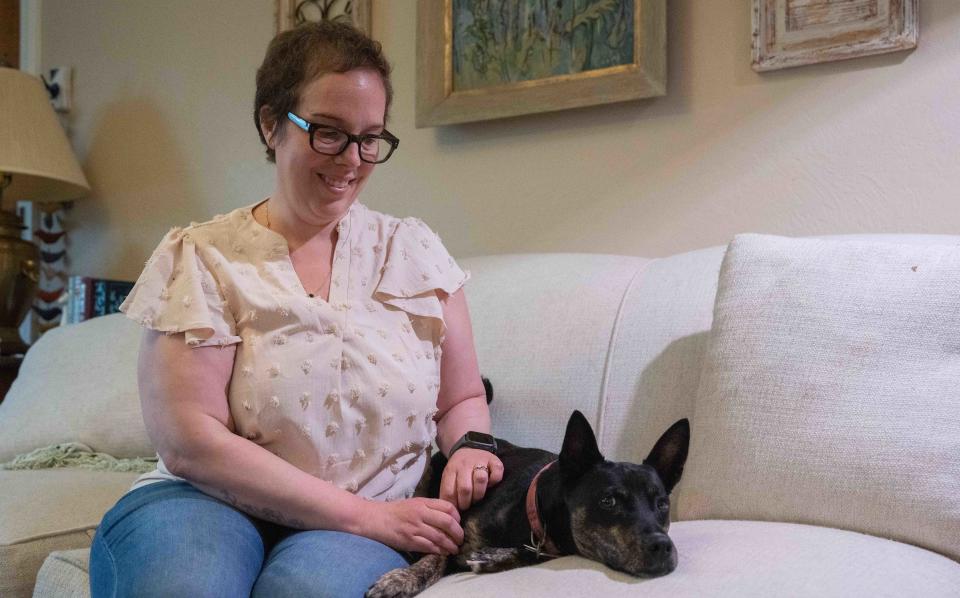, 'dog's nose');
643,535,673,560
